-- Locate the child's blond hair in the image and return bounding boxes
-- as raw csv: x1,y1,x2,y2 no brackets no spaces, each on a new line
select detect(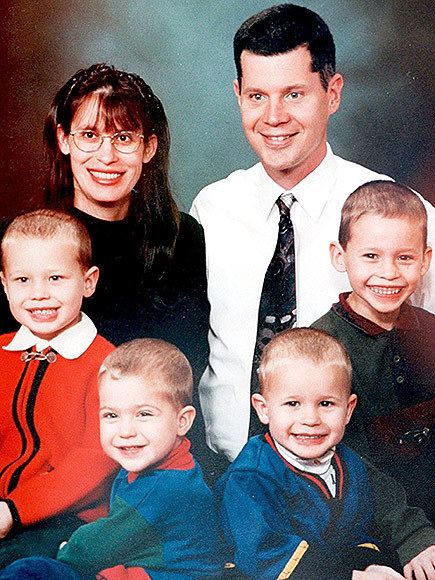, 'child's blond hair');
1,209,92,271
99,338,193,407
338,180,428,249
259,328,352,393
